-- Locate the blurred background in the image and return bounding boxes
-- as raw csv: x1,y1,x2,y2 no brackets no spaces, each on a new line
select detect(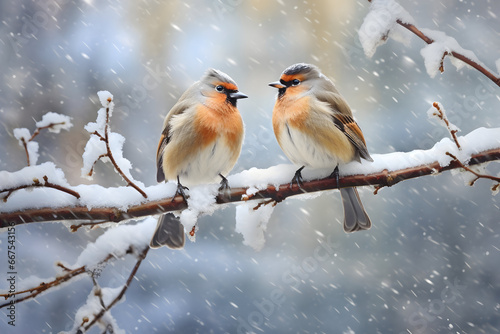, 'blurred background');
1,0,500,333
